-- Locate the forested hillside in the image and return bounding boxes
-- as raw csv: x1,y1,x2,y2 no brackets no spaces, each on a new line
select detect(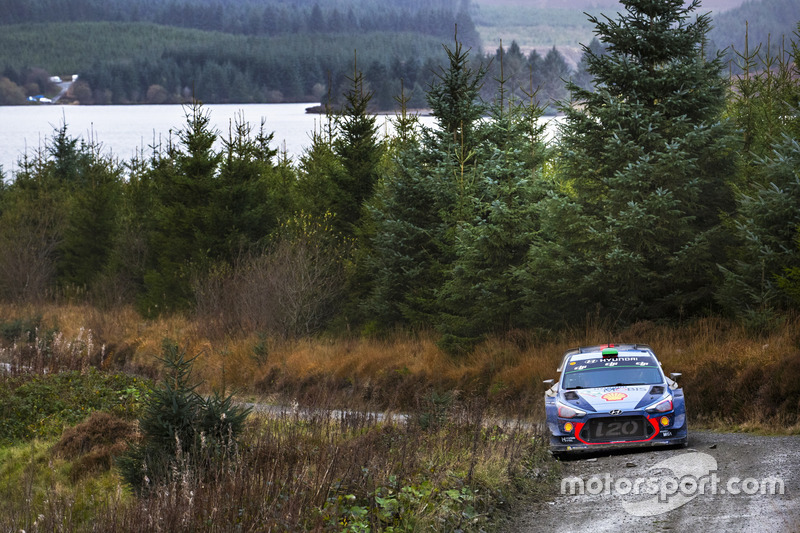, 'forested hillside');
4,0,794,108
0,0,588,110
0,0,480,108
0,0,477,42
0,23,446,107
